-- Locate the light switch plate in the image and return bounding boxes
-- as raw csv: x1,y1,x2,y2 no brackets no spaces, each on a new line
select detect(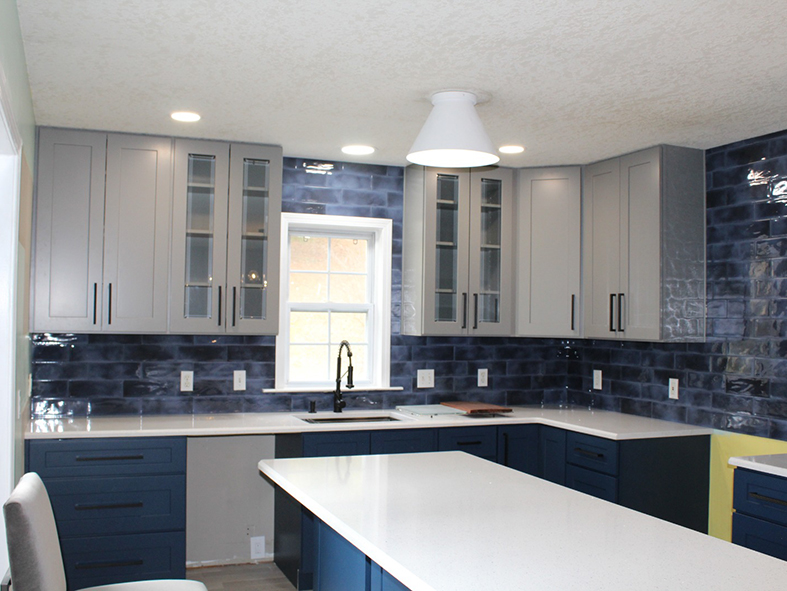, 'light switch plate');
180,370,194,392
233,370,246,391
417,369,434,388
669,378,679,400
478,368,488,387
250,535,265,559
593,370,602,390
